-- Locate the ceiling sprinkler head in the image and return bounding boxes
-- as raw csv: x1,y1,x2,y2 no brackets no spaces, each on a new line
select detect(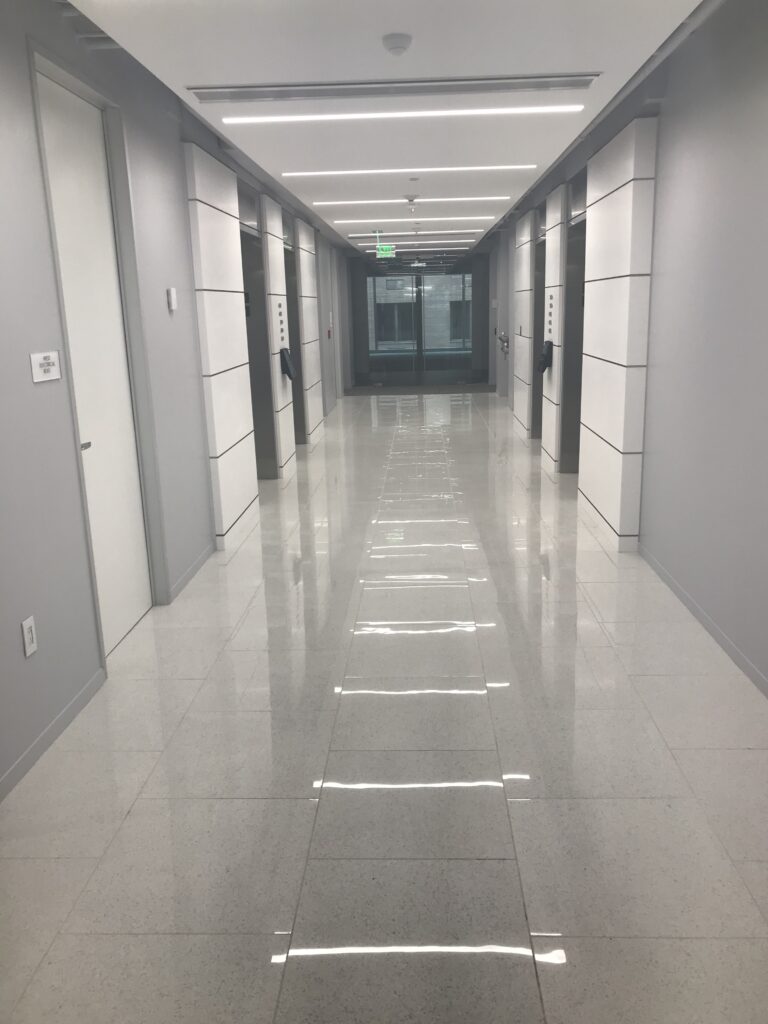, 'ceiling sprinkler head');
382,32,412,57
